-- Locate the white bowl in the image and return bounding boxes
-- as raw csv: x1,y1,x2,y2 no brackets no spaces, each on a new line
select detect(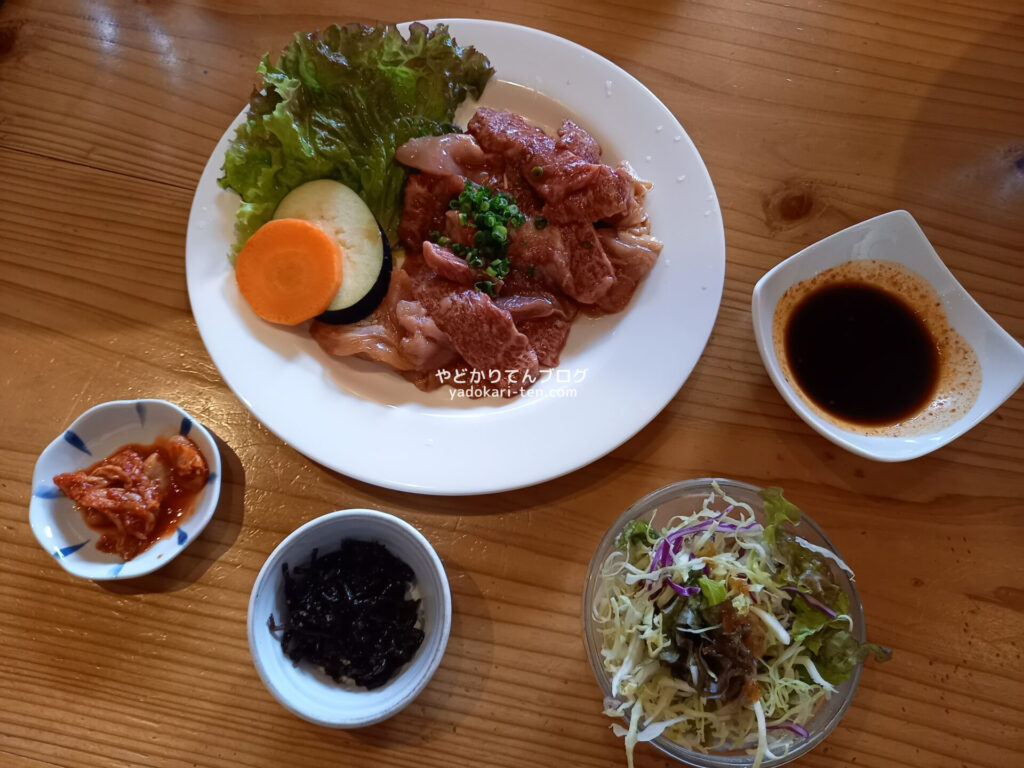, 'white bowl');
247,509,452,728
29,399,223,580
752,210,1024,461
